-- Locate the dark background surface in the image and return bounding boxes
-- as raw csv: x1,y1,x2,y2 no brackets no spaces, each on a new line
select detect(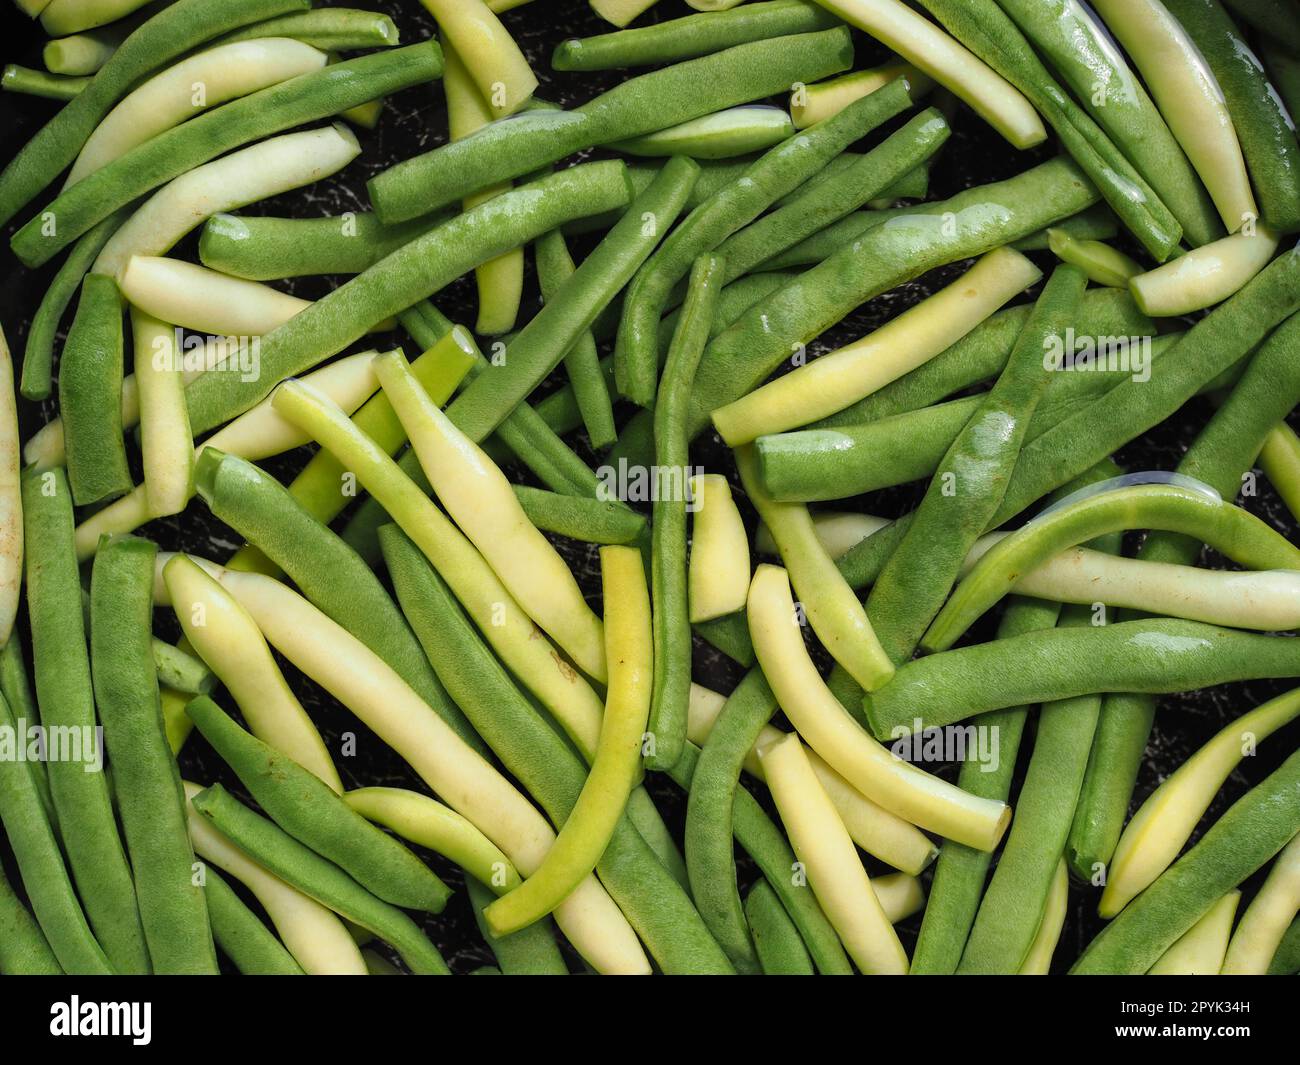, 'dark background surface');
1,0,1298,974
